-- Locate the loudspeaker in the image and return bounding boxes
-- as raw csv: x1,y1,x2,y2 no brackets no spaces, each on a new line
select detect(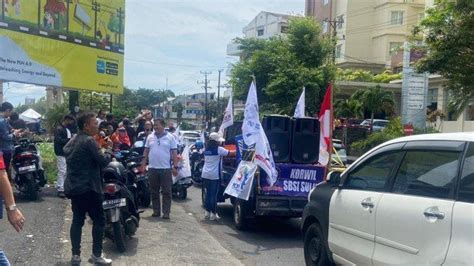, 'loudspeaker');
291,117,320,164
224,121,243,145
262,115,291,163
